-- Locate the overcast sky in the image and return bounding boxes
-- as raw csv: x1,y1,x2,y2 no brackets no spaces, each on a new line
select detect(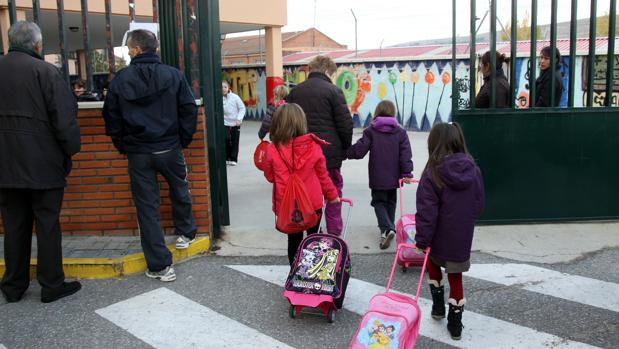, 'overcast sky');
281,0,609,49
